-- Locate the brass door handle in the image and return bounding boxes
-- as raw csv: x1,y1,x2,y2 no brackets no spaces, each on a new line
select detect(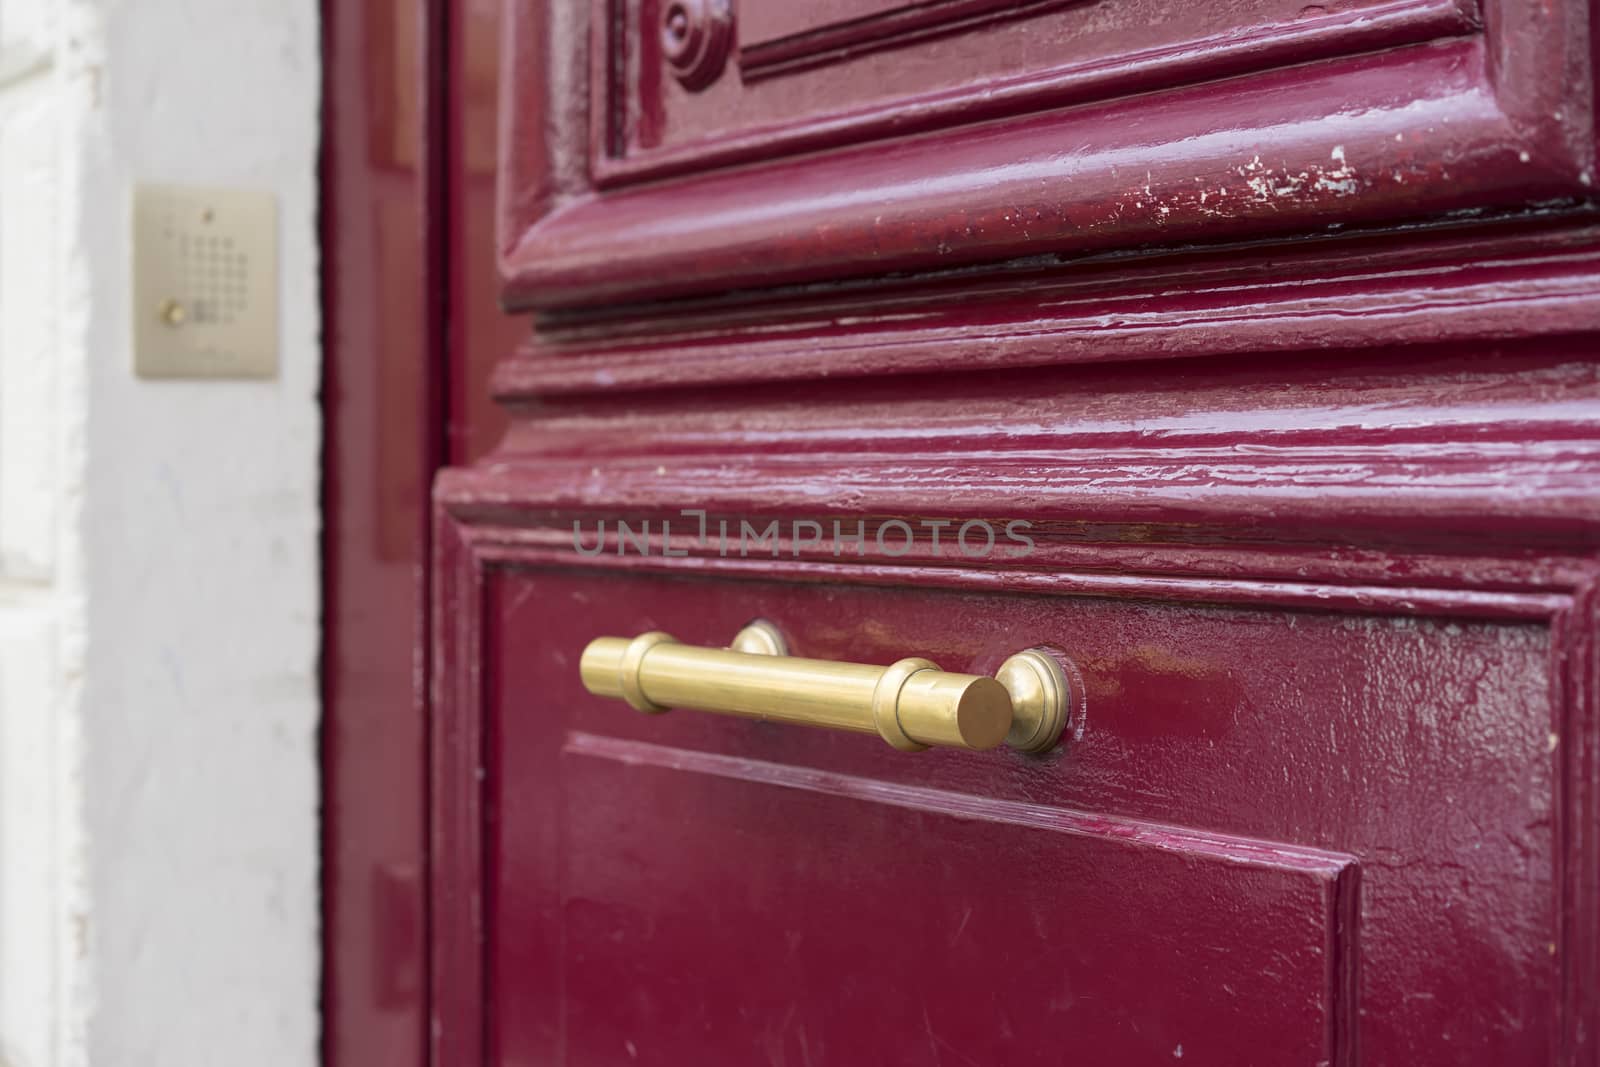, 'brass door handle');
580,622,1069,753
